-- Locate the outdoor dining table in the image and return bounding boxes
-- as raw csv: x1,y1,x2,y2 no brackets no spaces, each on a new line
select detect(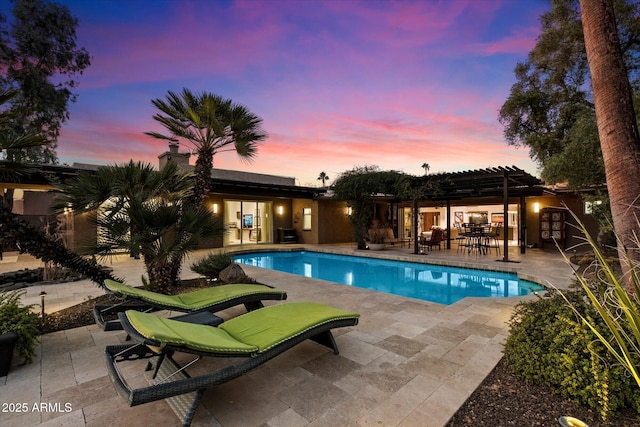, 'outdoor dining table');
462,225,491,255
